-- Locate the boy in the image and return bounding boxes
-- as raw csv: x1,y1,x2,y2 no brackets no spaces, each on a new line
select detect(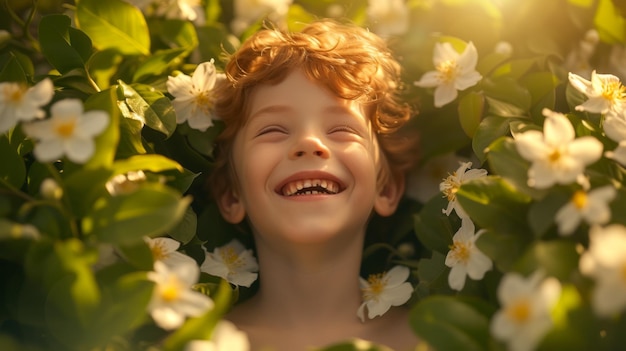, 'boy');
209,19,420,351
